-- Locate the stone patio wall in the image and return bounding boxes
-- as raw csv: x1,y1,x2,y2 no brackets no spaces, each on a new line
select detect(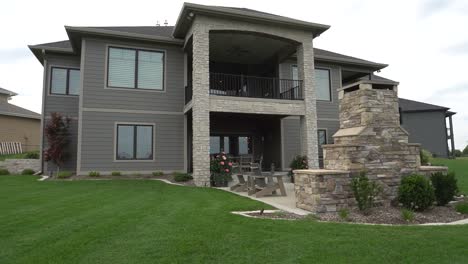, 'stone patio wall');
0,159,40,174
